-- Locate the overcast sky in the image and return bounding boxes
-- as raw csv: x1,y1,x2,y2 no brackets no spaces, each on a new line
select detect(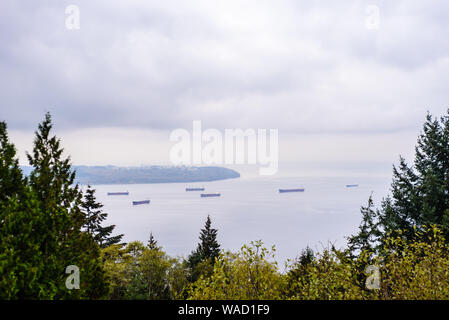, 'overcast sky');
1,0,448,175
